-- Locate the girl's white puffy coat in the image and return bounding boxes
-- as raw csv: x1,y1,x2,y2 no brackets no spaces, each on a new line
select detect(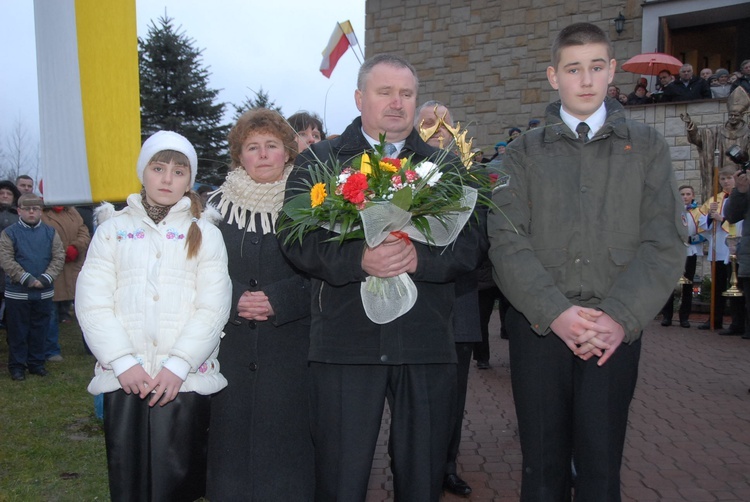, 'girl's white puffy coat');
76,194,231,395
